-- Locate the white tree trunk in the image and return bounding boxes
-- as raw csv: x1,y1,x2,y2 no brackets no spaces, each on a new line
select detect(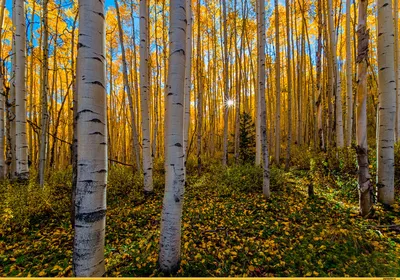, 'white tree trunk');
377,0,396,205
183,0,192,172
255,0,261,166
327,0,344,148
345,0,353,147
356,0,373,216
258,0,270,198
395,0,400,141
159,0,186,273
222,0,229,166
140,0,153,192
14,0,29,180
274,0,281,165
285,0,292,169
316,0,325,151
73,0,107,276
